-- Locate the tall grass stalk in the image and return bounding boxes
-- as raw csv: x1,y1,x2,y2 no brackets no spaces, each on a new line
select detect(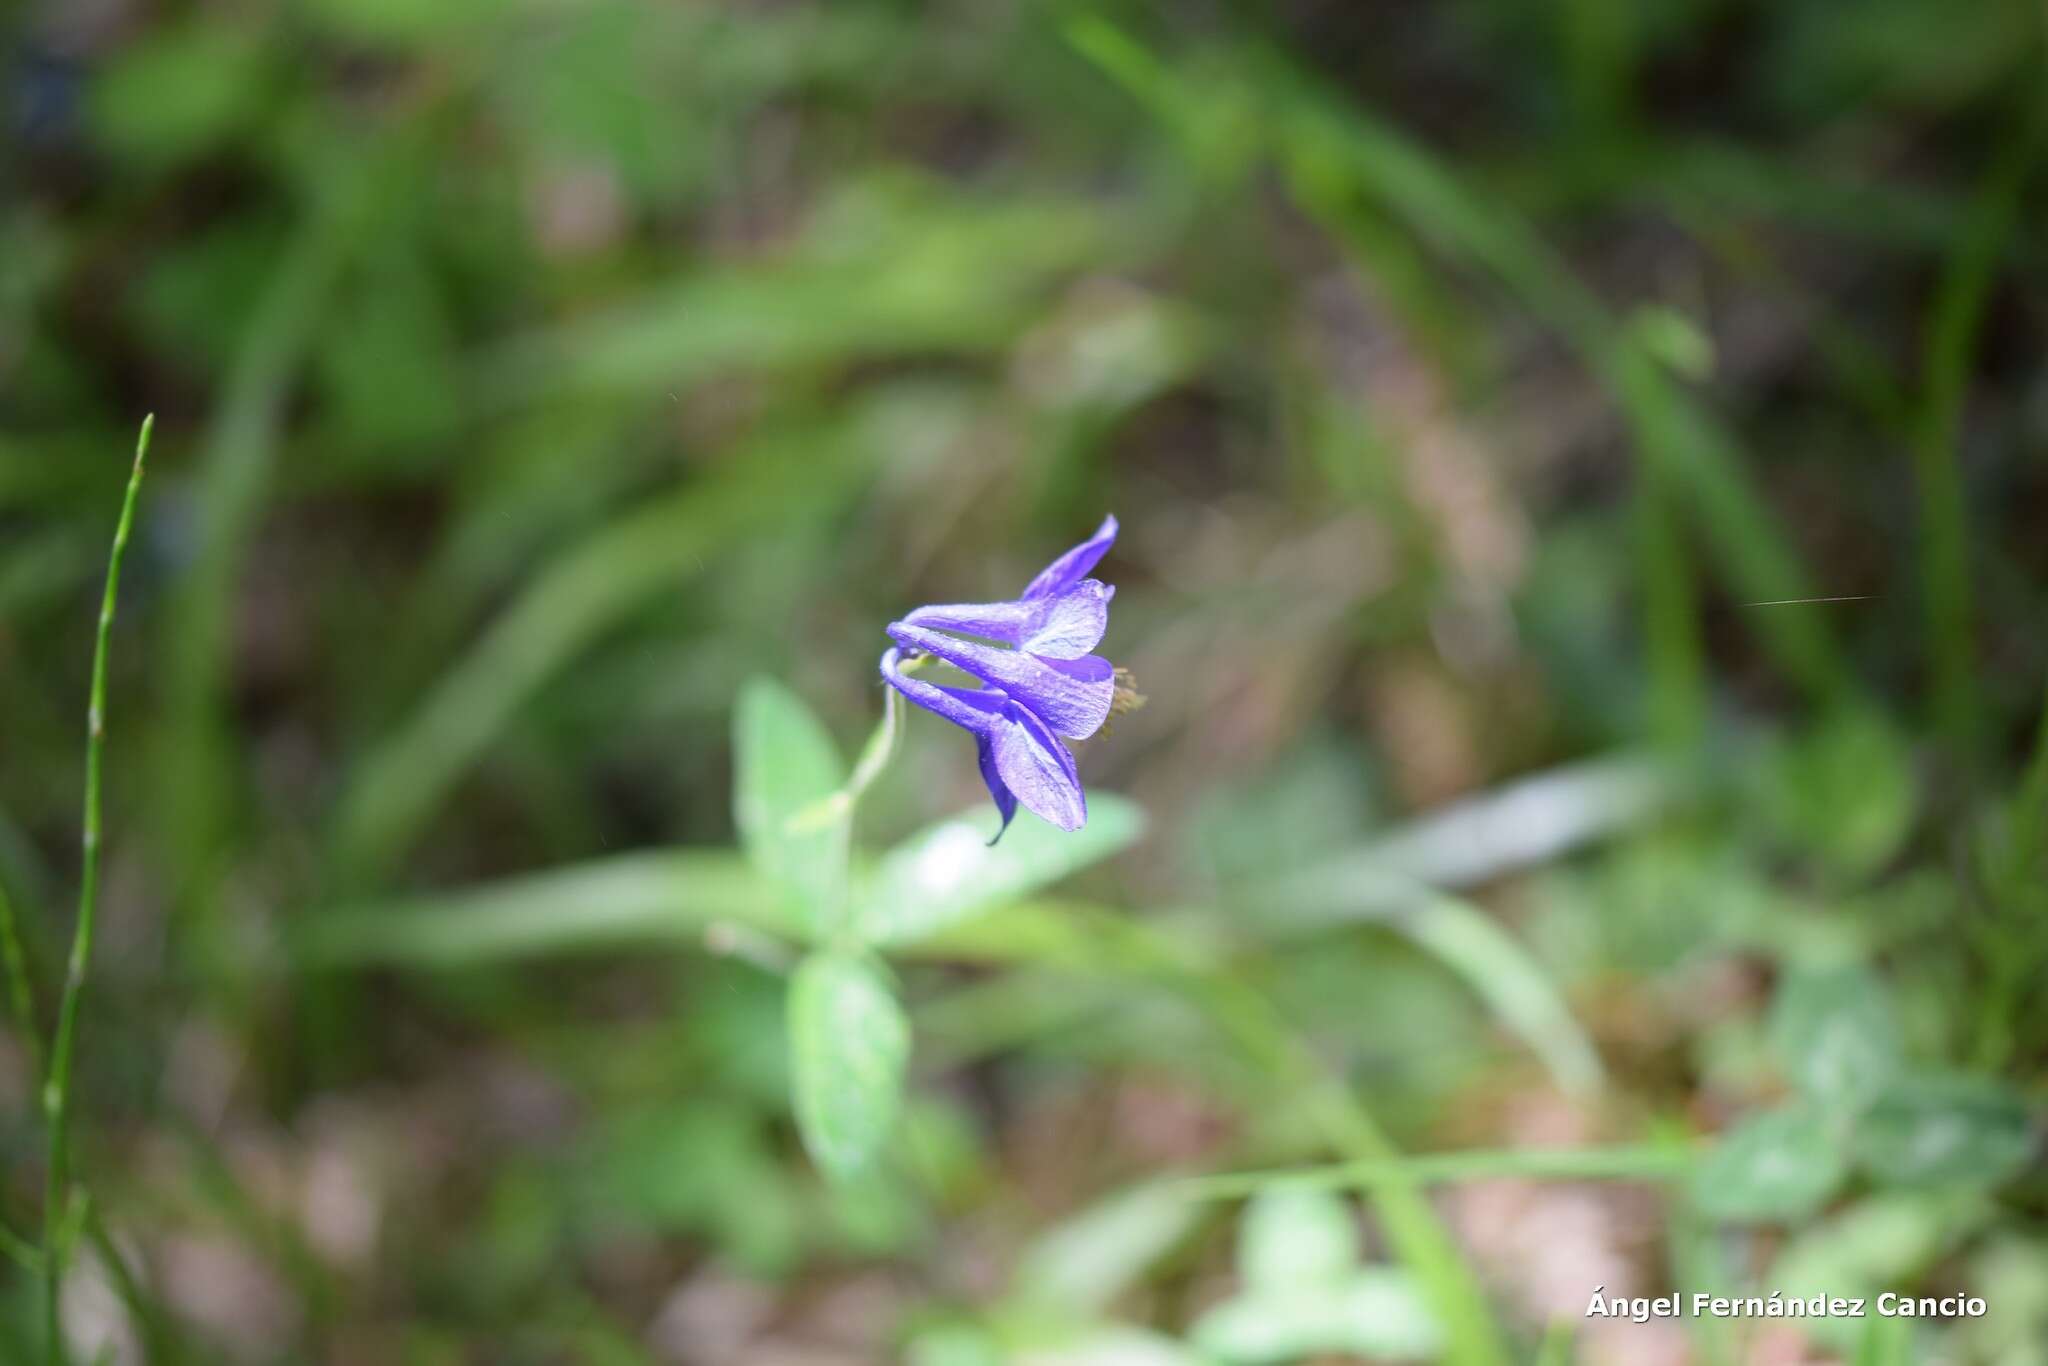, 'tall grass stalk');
41,415,151,1365
1913,106,2040,757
